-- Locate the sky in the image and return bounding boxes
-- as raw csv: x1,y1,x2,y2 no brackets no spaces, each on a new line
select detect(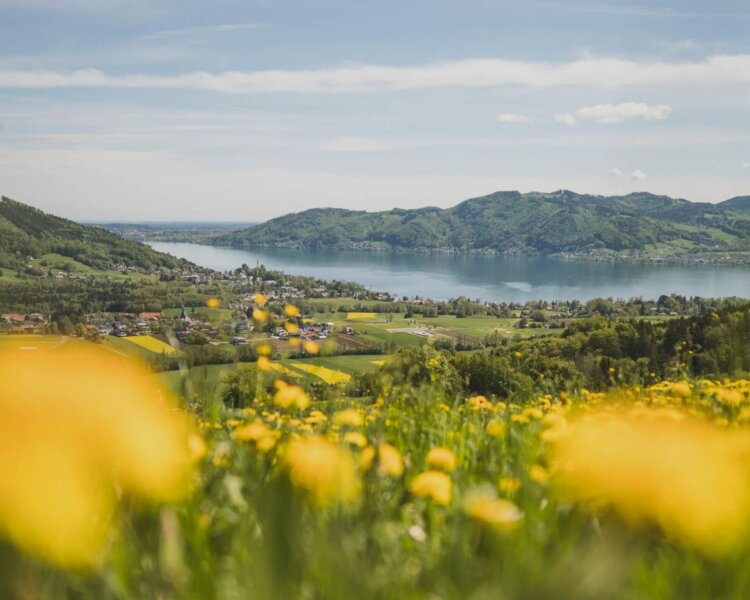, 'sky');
0,0,748,221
